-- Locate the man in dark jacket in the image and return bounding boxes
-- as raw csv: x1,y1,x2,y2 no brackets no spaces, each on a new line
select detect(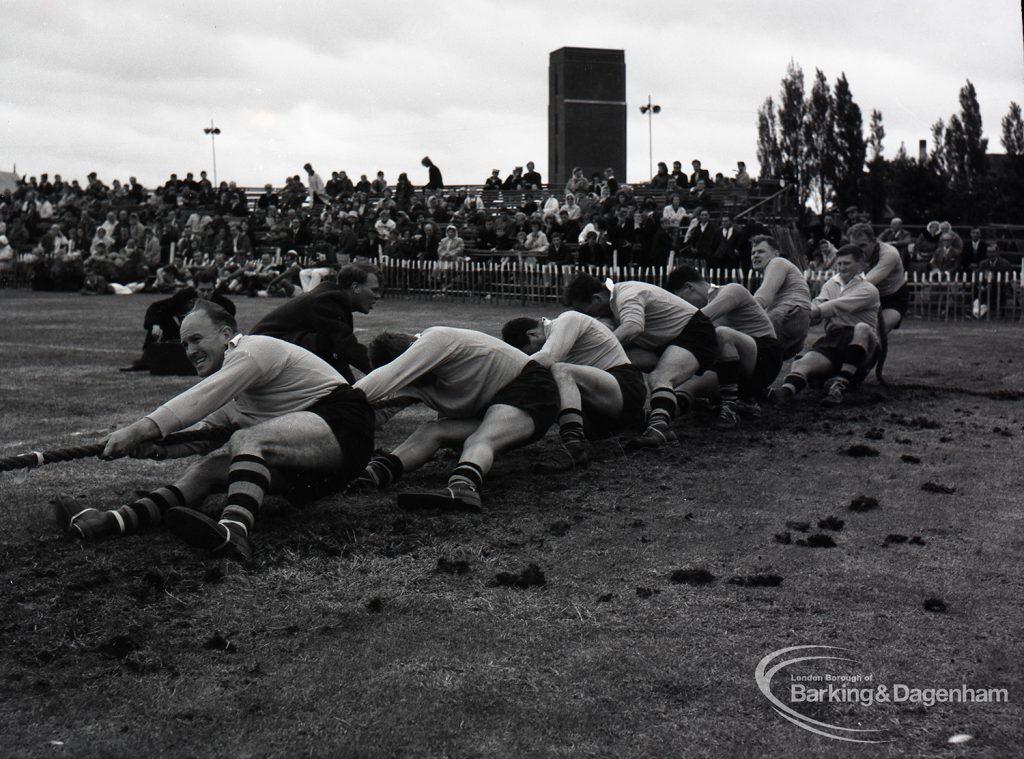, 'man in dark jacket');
252,264,381,382
120,271,235,373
